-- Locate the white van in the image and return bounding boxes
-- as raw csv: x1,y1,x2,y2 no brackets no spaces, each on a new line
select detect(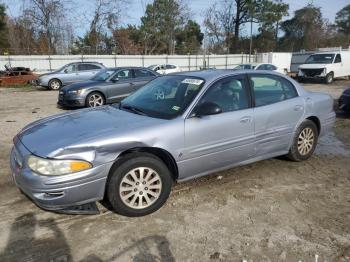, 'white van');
297,52,350,84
